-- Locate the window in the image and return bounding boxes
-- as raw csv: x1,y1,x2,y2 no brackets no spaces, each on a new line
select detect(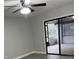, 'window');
63,23,74,36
